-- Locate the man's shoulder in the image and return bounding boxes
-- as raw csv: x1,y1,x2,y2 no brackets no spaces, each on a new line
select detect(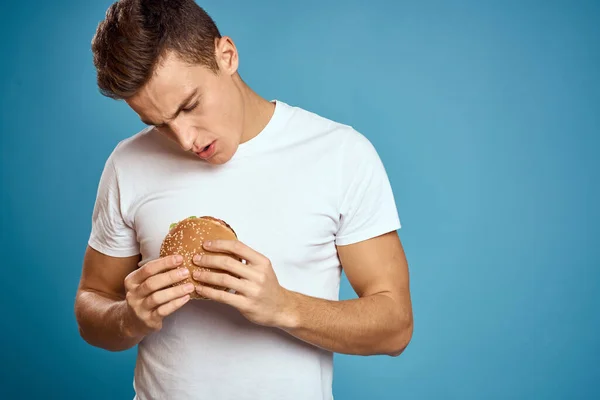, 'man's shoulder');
112,125,160,152
273,102,382,183
281,100,369,148
107,126,167,167
284,101,349,130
